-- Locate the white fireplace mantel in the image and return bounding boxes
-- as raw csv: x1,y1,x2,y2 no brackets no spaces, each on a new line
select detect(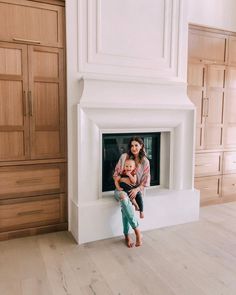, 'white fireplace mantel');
69,78,200,244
